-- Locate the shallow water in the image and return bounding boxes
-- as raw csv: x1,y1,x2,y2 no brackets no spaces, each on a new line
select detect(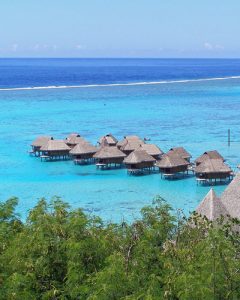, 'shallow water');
1,59,240,221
